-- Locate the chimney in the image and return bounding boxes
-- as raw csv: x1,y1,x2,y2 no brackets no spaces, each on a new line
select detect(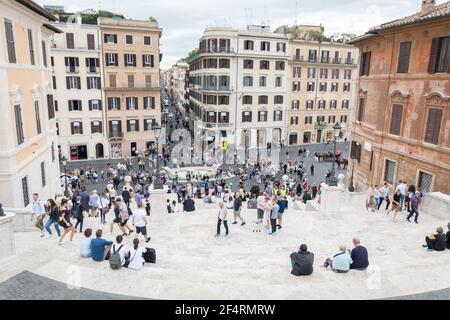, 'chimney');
421,0,436,14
